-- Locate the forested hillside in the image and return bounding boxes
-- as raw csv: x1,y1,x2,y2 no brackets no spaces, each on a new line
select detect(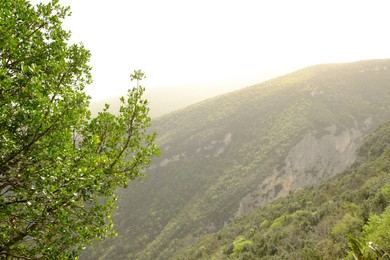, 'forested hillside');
176,121,390,259
82,59,390,259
